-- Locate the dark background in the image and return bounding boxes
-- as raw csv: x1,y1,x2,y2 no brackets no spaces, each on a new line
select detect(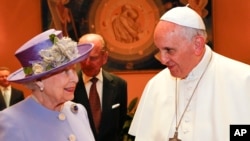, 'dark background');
41,0,212,71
